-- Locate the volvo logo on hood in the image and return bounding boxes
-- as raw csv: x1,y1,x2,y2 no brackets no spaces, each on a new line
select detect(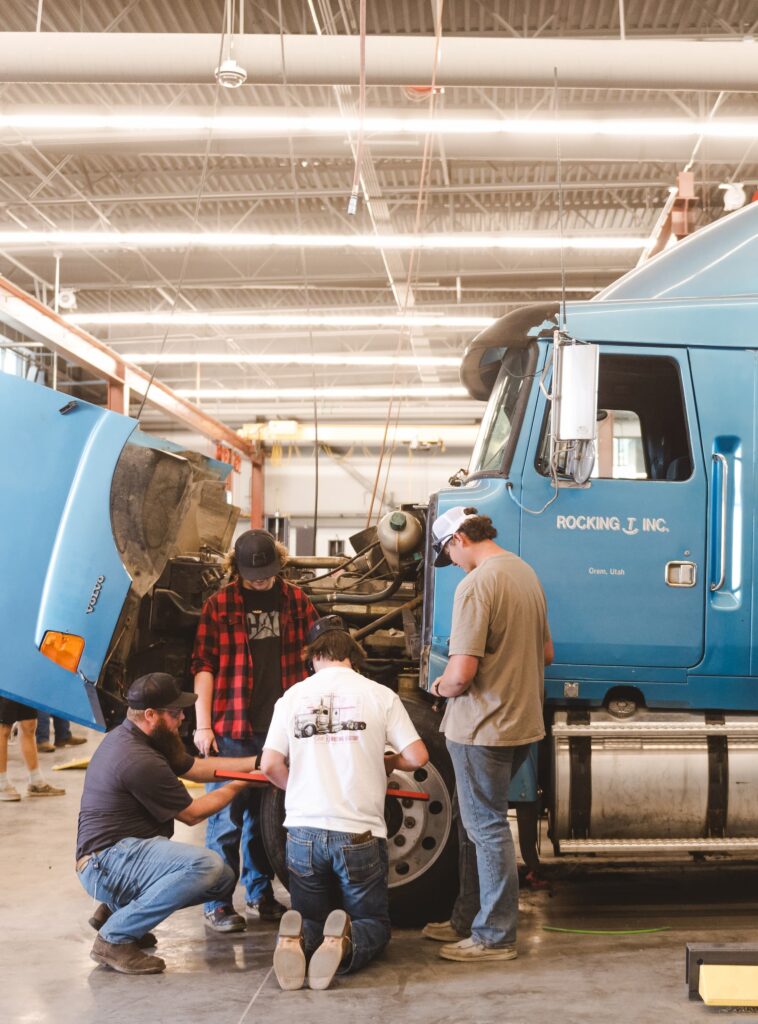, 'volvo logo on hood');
86,575,106,614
